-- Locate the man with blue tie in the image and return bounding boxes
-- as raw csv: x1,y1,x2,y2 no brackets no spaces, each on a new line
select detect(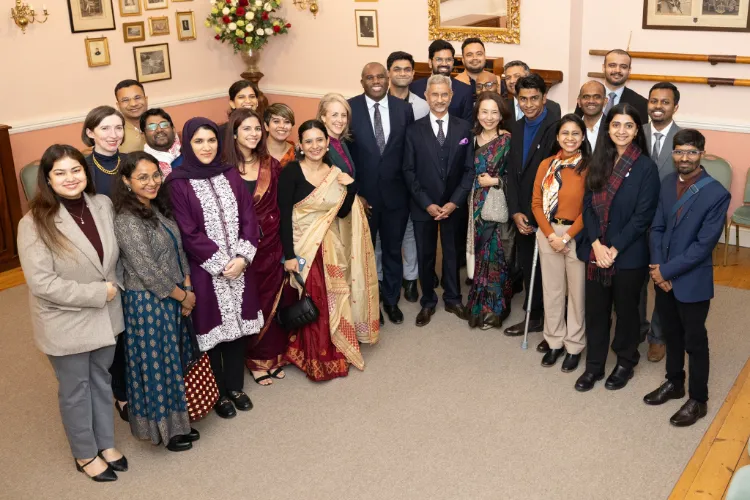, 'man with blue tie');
348,62,415,325
643,129,730,427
